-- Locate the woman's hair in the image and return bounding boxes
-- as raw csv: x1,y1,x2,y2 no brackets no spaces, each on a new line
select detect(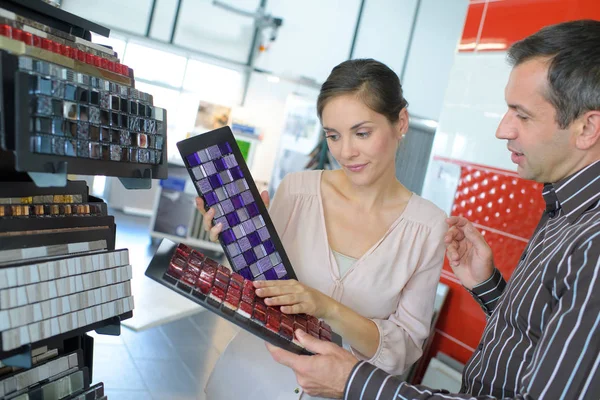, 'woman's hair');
317,59,408,124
